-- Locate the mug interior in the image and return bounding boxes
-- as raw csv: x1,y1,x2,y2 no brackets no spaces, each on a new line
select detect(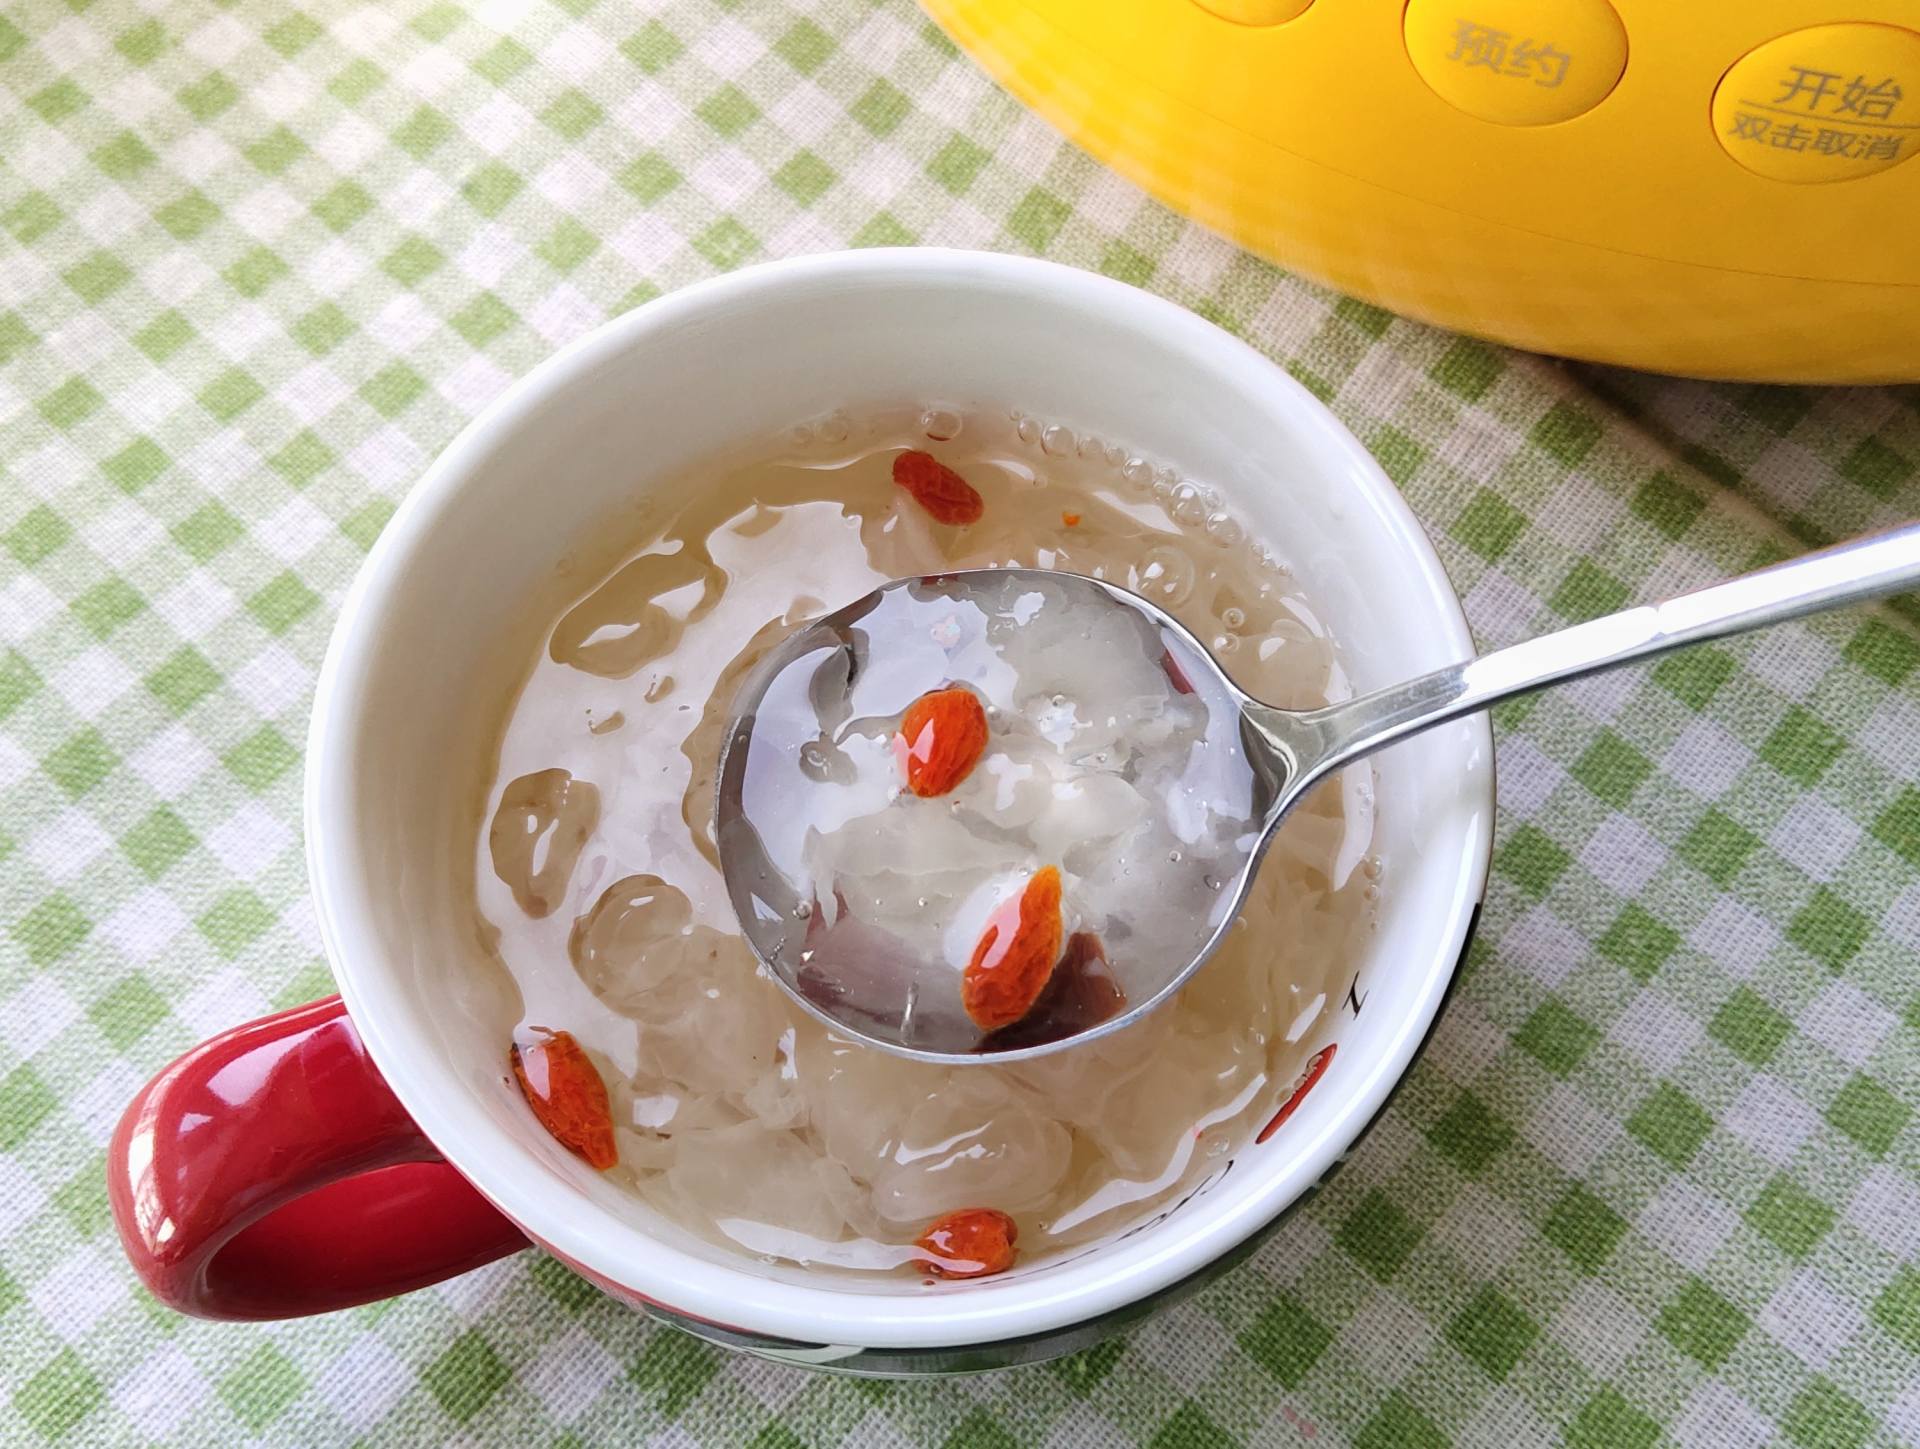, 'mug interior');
308,250,1493,1348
